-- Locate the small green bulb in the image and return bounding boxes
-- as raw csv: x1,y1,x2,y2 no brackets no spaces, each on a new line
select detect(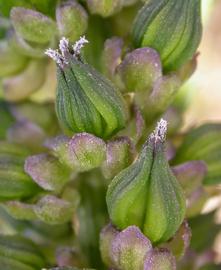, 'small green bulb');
132,0,202,71
46,37,127,139
106,119,186,244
